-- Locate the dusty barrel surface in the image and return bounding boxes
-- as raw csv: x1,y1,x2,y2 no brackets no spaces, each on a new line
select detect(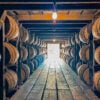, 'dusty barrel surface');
76,62,81,72
93,71,100,91
19,26,29,42
20,46,28,61
64,46,71,56
79,24,91,43
92,17,100,39
77,64,90,85
29,47,37,59
79,45,89,62
70,47,75,57
28,34,35,44
29,61,34,74
21,64,30,82
65,55,73,65
4,42,19,65
71,36,75,45
33,59,39,69
94,46,100,64
5,15,19,40
75,33,80,44
69,58,75,69
4,70,18,94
